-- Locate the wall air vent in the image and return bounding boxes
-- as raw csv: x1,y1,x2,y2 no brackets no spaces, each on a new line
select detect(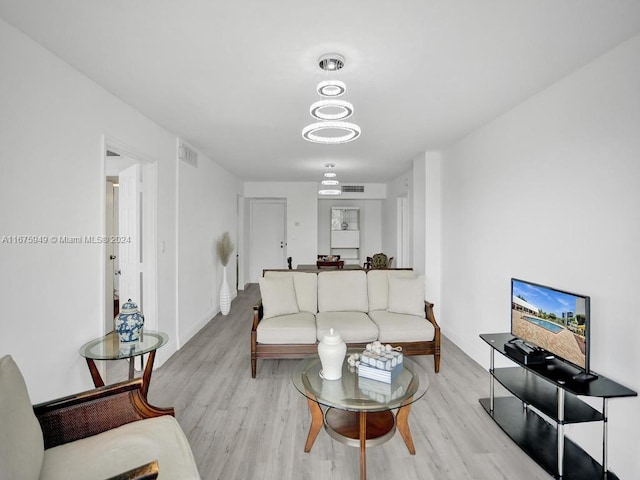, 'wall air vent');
342,185,365,193
179,144,198,167
106,150,120,157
